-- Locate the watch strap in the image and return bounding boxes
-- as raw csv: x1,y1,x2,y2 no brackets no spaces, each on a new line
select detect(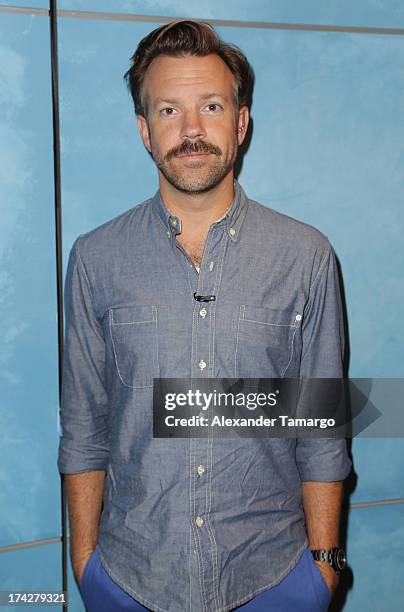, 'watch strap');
311,547,346,574
312,549,333,564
